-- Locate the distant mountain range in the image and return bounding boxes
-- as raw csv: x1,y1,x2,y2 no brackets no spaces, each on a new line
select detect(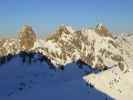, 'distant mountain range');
0,24,133,72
